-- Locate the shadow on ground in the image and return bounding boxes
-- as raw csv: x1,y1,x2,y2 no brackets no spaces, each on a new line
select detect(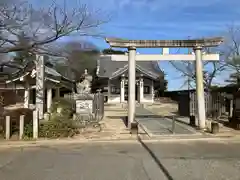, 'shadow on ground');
218,119,240,131
107,114,182,128
106,116,128,127
107,114,198,135
138,136,174,180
